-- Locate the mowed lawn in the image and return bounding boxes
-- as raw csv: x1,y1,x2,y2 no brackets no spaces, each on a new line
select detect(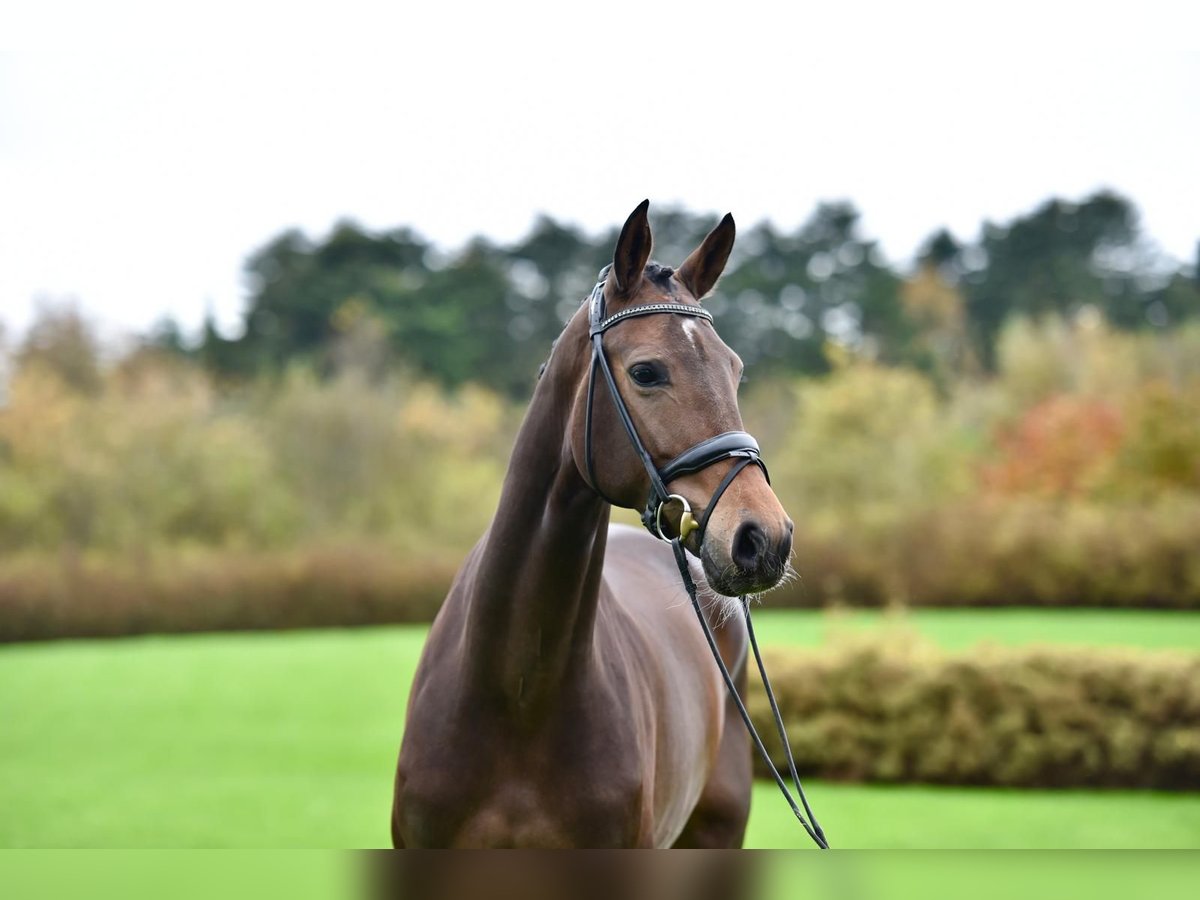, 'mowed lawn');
2,611,1198,849
750,606,1200,651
